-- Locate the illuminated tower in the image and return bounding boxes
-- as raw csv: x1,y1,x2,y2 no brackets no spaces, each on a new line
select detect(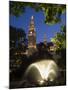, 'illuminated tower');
28,16,36,55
